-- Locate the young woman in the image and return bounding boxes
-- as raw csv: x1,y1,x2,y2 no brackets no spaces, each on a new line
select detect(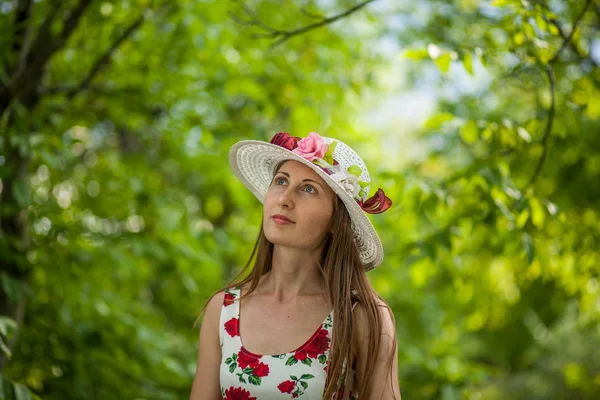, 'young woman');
191,132,401,399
